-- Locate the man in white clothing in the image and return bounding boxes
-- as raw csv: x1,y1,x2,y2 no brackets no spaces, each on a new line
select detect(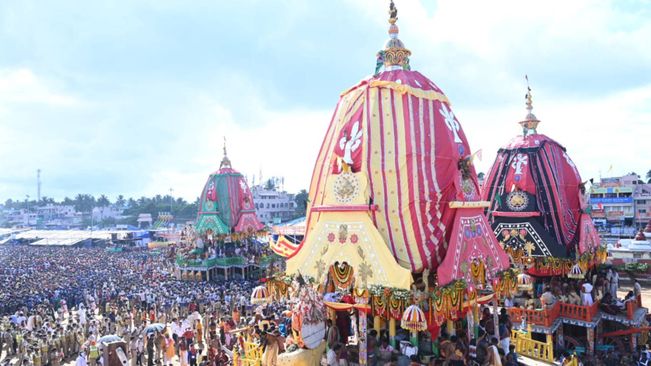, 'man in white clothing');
76,351,89,366
581,281,594,306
